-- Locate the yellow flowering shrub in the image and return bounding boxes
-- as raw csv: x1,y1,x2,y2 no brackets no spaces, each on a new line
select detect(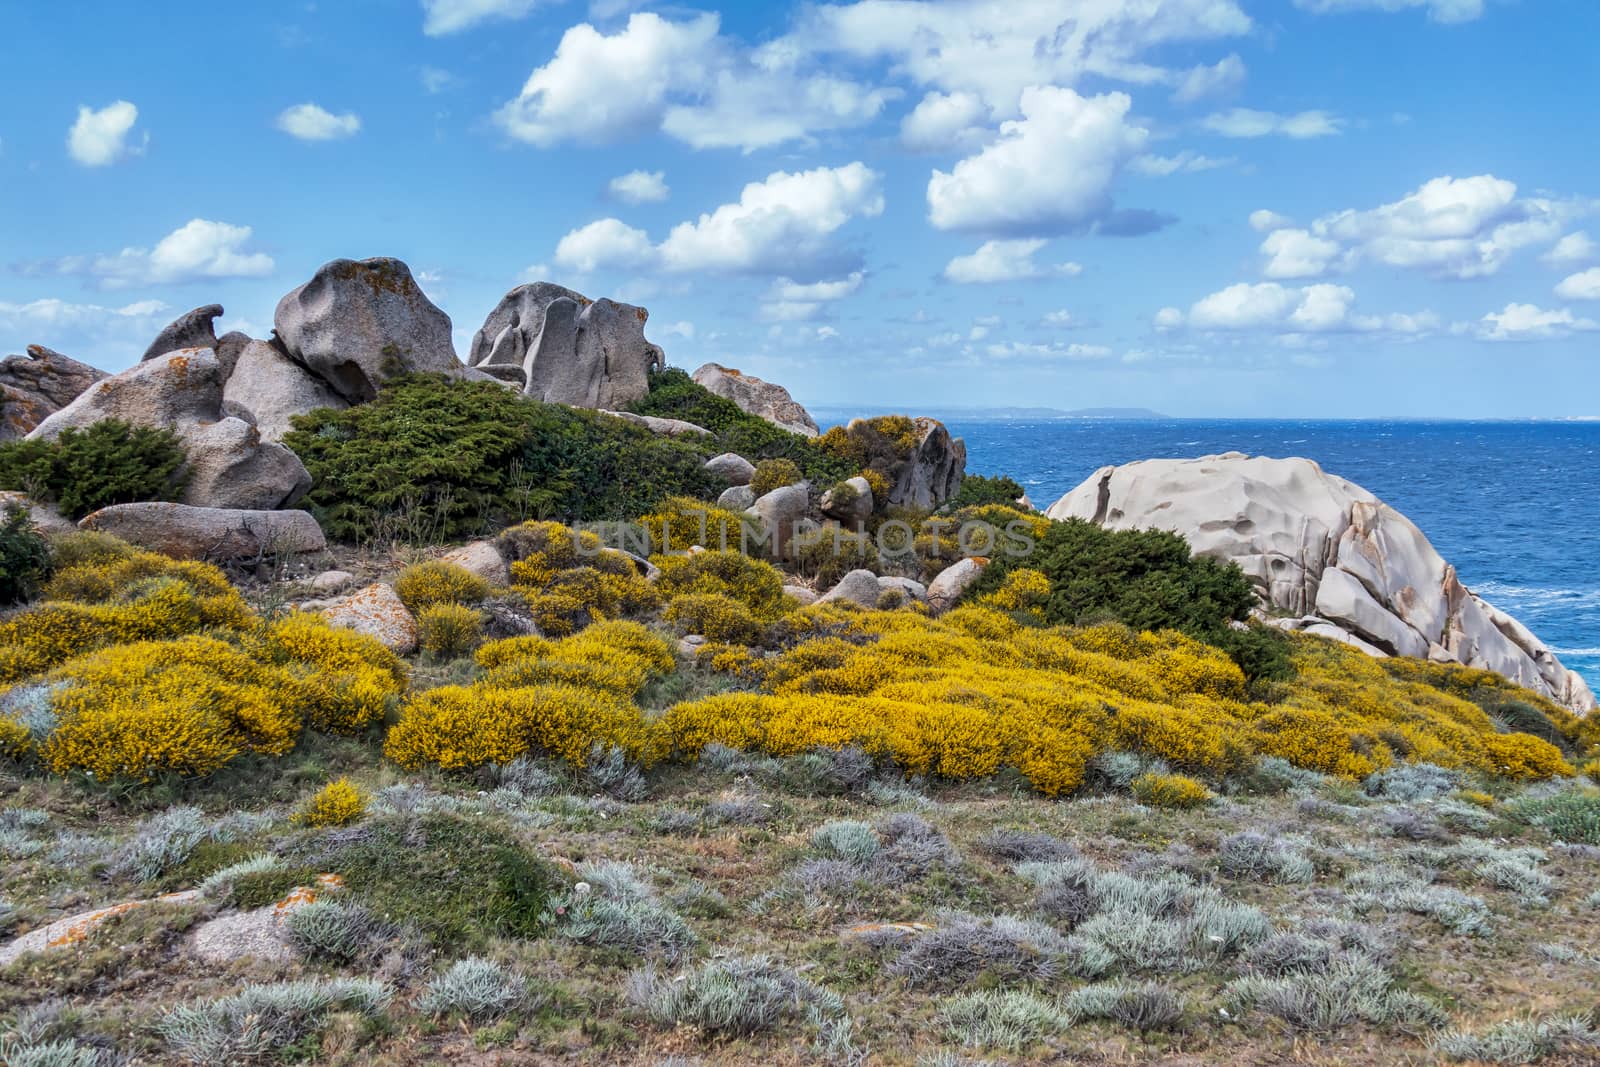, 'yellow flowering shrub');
1459,789,1497,809
695,642,764,677
1131,771,1214,809
1480,732,1574,780
261,613,407,733
43,551,236,604
637,497,751,553
0,713,30,761
664,593,763,645
385,683,653,770
394,561,490,614
652,550,791,619
1246,706,1389,779
859,468,892,507
748,457,803,497
979,568,1050,613
42,637,302,781
417,603,485,658
296,777,369,827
